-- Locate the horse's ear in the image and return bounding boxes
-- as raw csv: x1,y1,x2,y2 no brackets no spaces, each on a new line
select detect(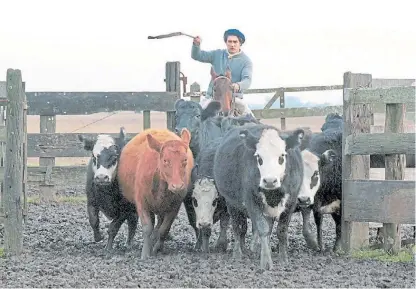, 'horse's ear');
210,66,217,80
119,126,126,141
147,134,162,153
225,68,231,79
180,128,191,146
